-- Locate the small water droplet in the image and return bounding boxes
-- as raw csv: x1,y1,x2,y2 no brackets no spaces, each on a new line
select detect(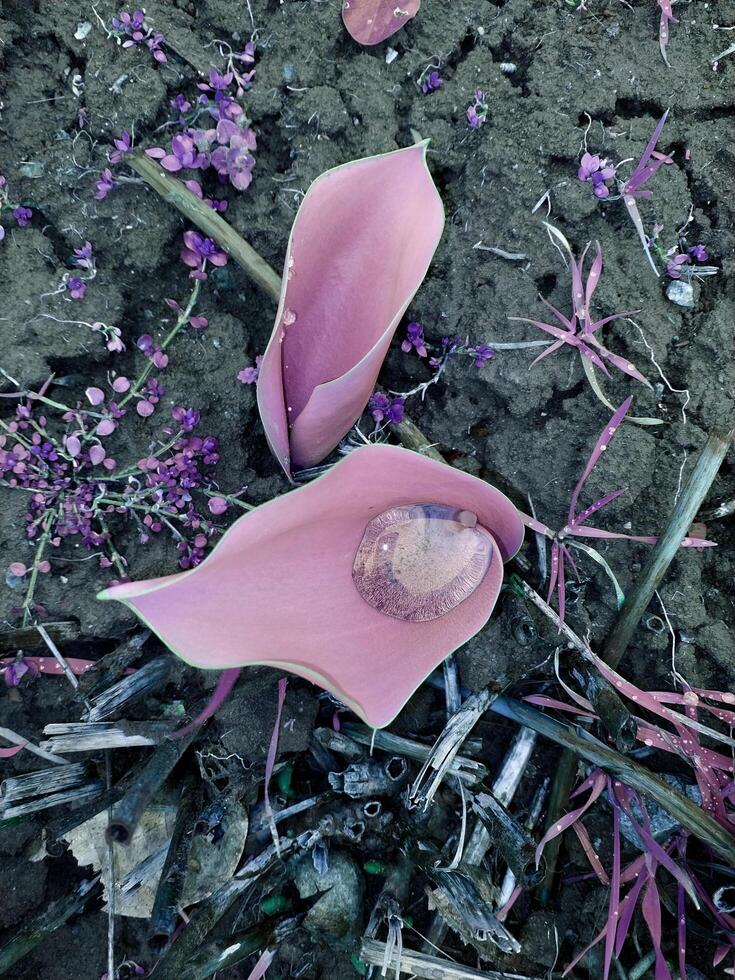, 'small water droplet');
283,308,297,326
352,502,493,622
